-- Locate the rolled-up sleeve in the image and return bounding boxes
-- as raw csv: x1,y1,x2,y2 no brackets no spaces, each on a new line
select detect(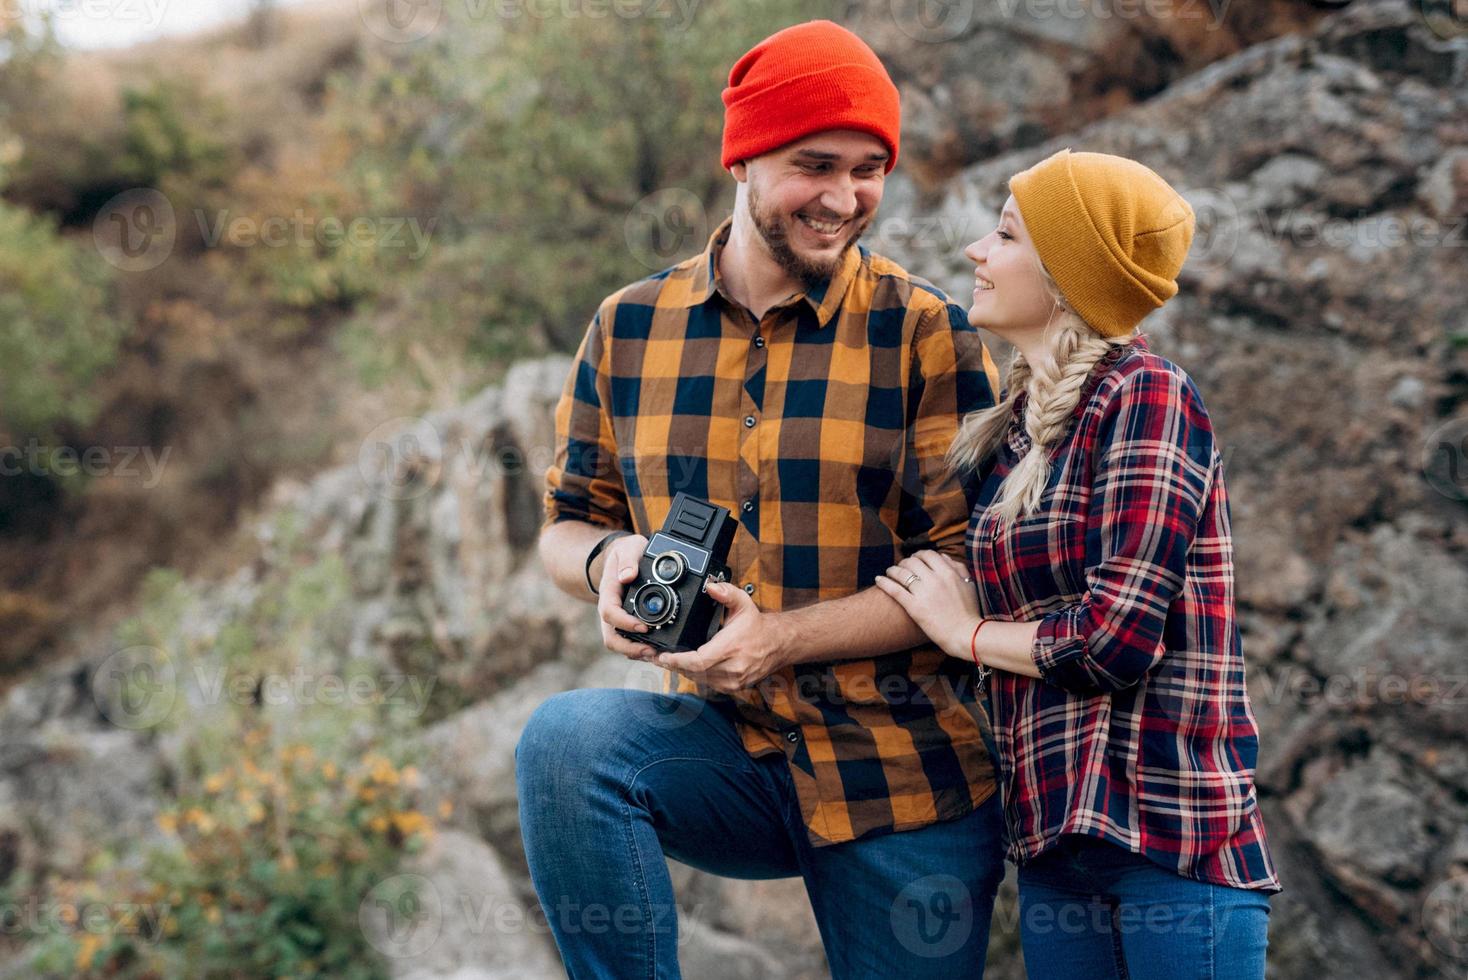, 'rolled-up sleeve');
899,302,1000,559
1032,365,1215,694
542,308,629,533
